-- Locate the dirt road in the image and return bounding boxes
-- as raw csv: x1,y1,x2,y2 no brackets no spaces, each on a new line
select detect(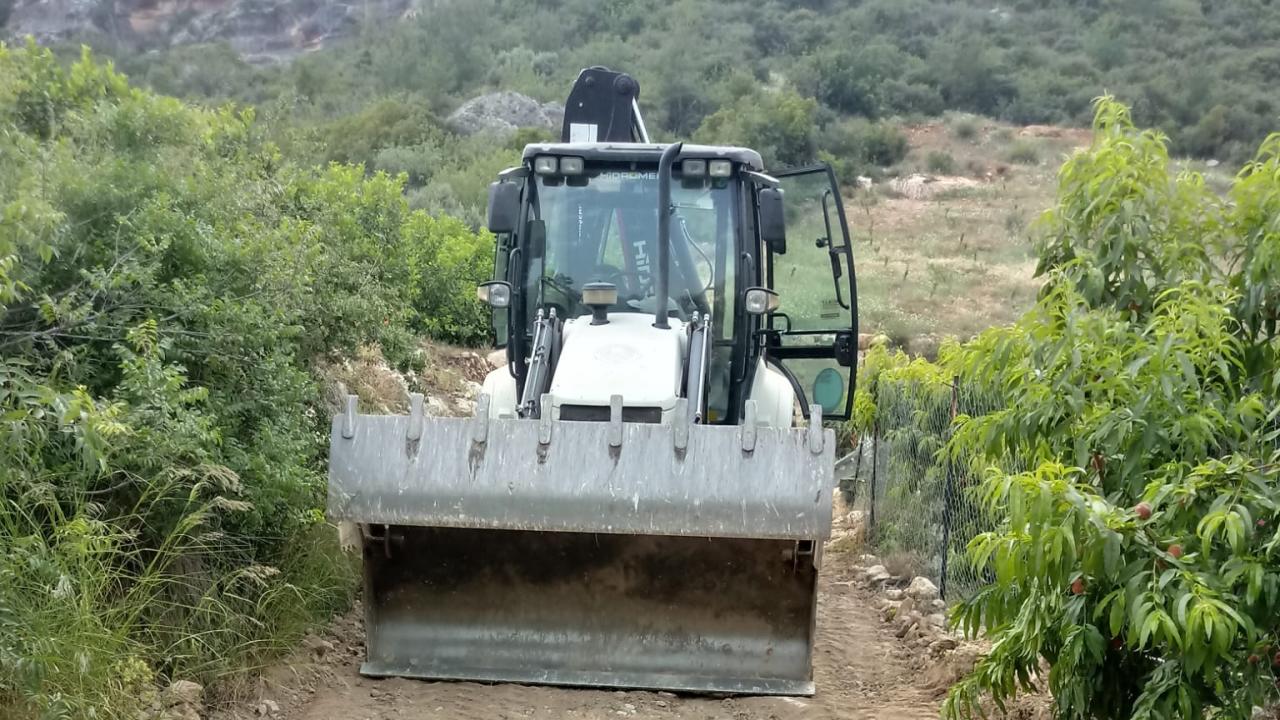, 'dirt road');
212,351,967,720
212,537,960,720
